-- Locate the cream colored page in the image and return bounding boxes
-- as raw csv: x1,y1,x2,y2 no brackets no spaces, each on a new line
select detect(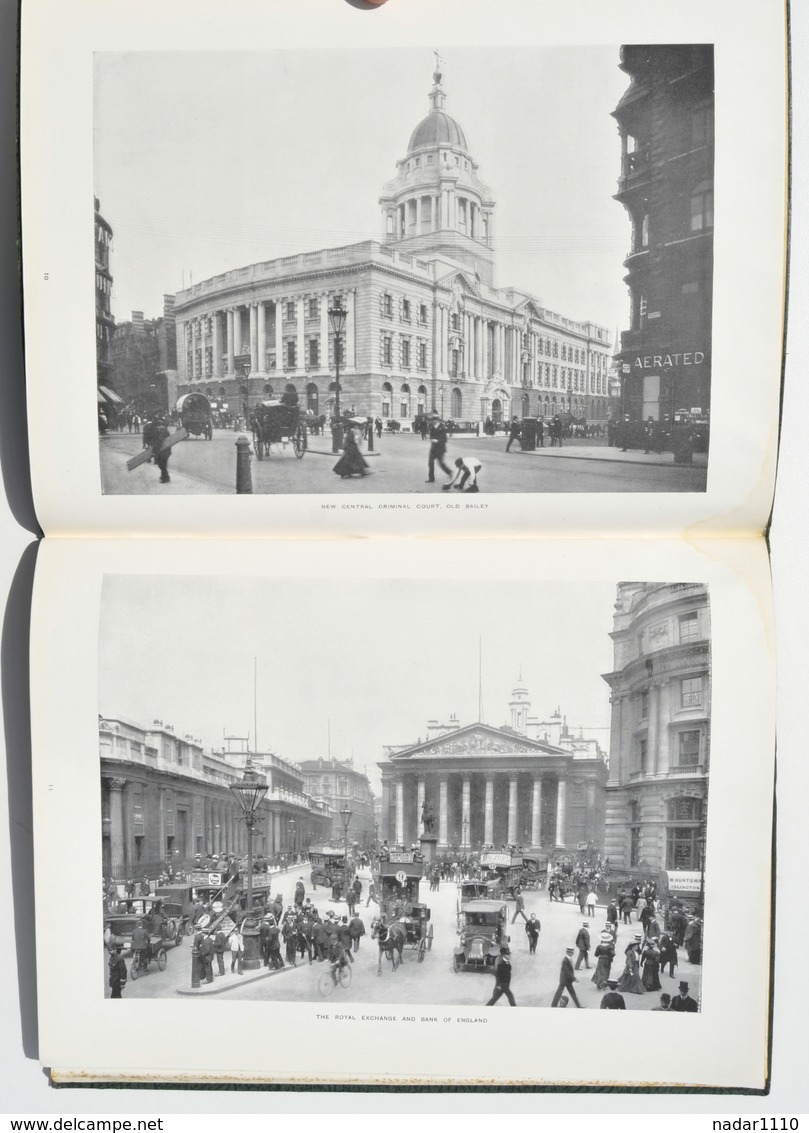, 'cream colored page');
32,536,773,1086
21,0,785,538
